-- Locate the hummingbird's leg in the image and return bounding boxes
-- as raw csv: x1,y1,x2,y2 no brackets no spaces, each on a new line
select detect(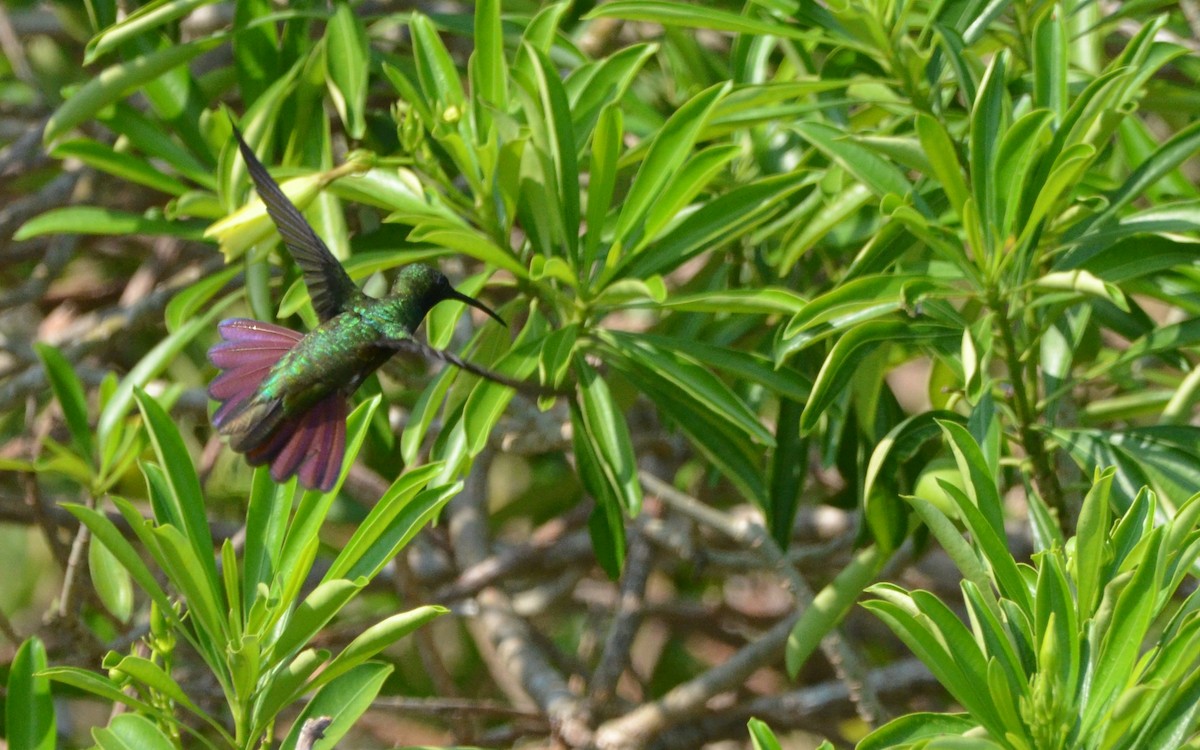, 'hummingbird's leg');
380,339,571,398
